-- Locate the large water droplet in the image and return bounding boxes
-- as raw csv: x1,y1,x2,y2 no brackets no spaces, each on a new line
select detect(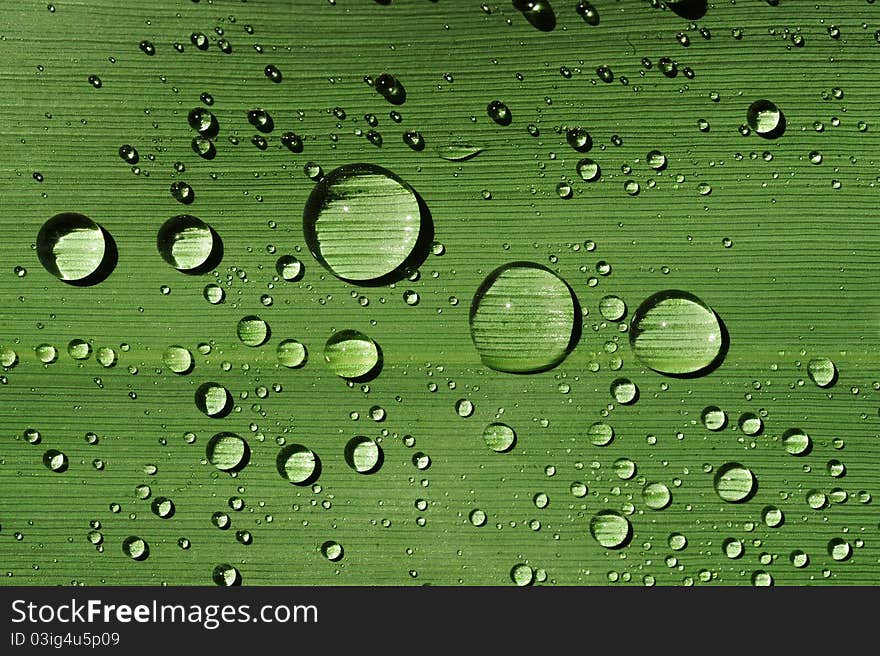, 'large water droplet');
237,316,270,347
470,262,579,374
590,510,632,549
483,422,516,452
713,463,757,503
629,290,726,376
323,330,382,380
277,444,320,485
807,357,837,388
344,436,383,474
195,382,233,418
37,213,116,285
303,164,431,284
747,99,785,138
157,215,222,273
206,432,250,472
